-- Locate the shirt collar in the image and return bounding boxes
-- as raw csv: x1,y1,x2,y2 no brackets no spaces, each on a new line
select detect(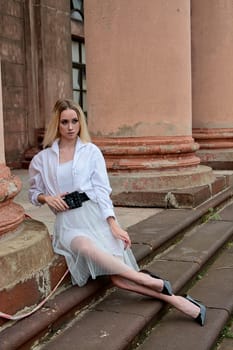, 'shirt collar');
51,137,88,154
